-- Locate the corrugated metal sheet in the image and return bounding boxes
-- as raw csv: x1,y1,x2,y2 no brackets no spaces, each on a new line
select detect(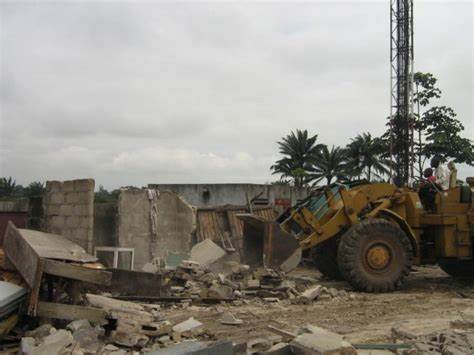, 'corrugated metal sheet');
196,205,276,251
